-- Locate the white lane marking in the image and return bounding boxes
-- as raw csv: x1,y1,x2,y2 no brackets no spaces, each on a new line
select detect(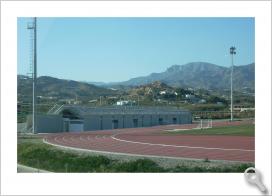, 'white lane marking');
70,135,77,142
62,136,70,142
212,130,254,136
165,129,190,132
111,134,254,152
87,135,94,141
80,135,88,142
42,138,252,163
